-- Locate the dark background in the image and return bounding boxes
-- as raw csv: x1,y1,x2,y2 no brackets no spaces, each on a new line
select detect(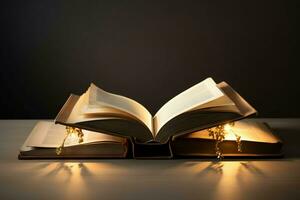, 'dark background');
0,0,297,118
